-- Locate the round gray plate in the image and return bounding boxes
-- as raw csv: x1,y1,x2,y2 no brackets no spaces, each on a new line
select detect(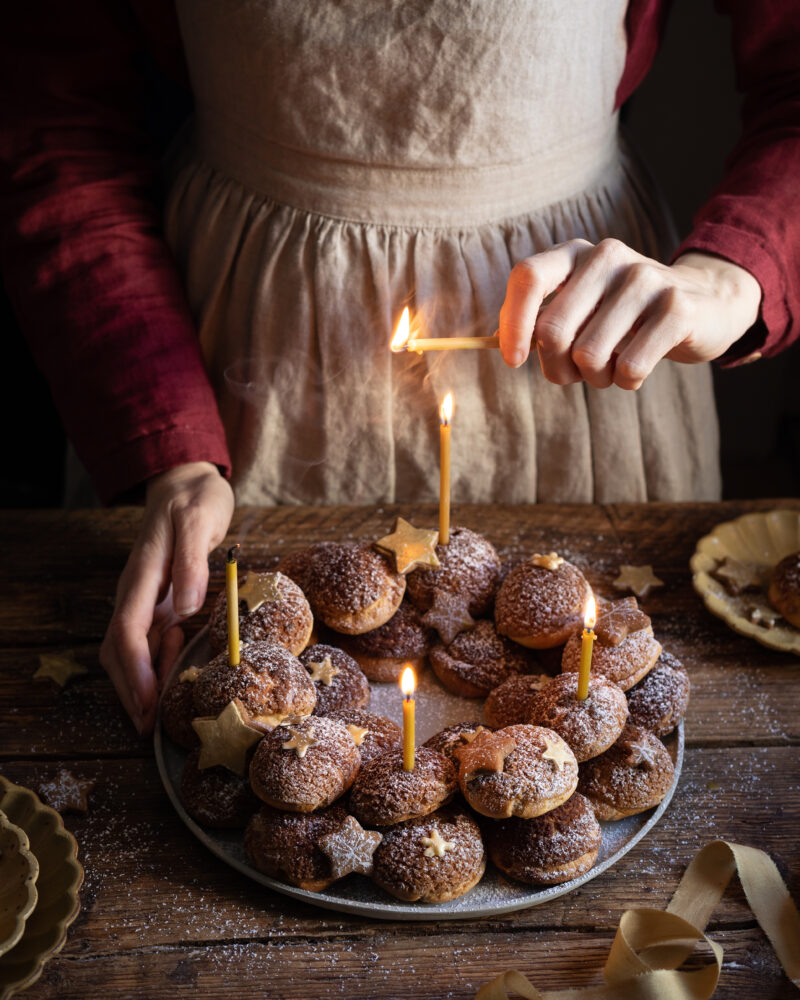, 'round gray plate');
155,628,683,920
